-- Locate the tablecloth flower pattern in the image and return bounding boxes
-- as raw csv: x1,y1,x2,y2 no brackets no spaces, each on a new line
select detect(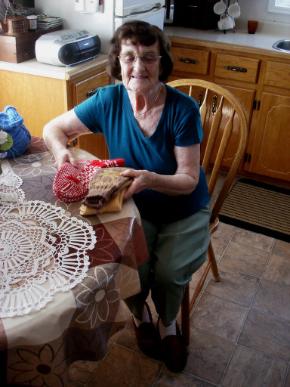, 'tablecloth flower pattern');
75,265,120,328
8,340,67,387
0,138,148,386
